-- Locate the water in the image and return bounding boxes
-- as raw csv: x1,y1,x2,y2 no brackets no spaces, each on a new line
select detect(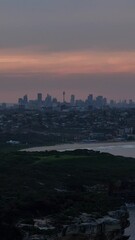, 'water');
125,207,135,240
22,141,135,158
